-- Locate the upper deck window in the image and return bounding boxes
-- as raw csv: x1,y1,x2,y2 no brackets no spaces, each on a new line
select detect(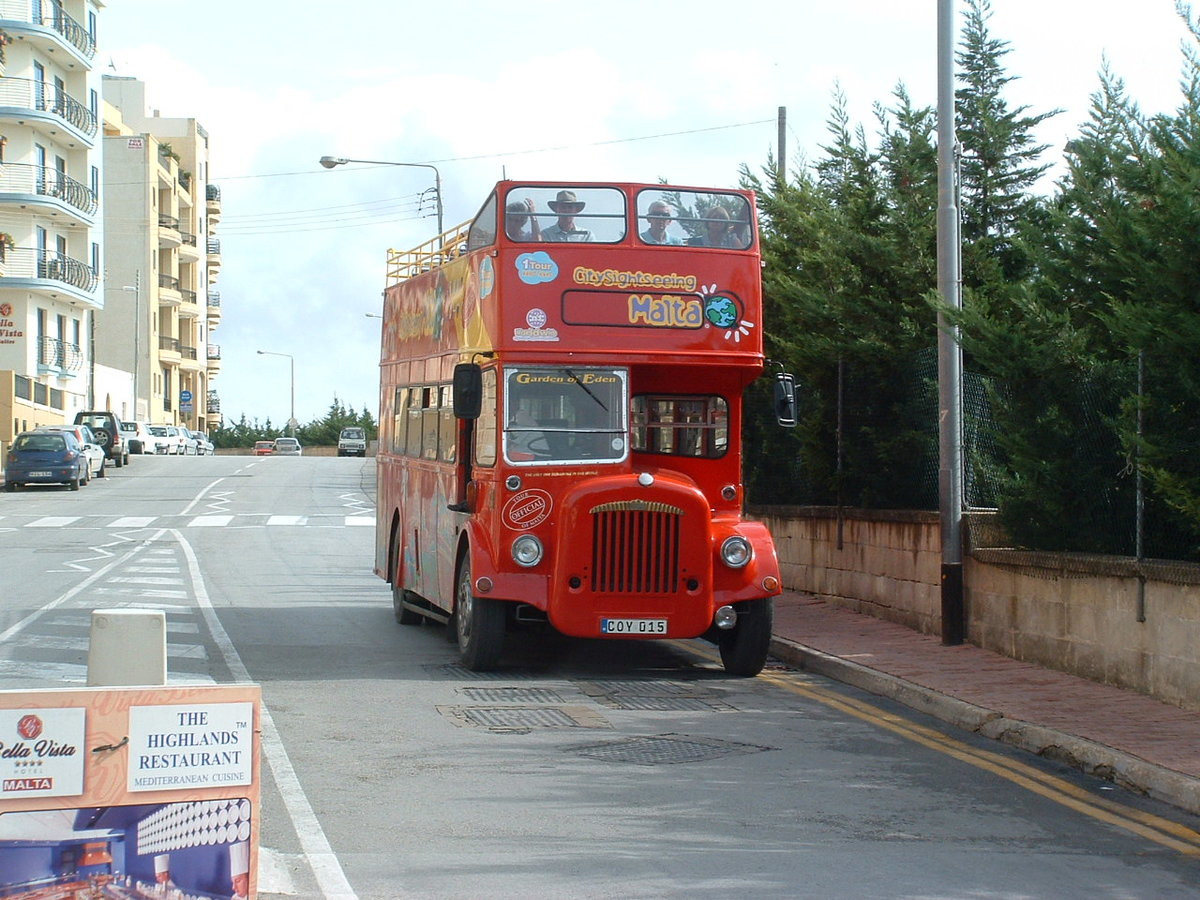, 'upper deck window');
467,192,498,251
504,186,627,244
635,189,754,250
